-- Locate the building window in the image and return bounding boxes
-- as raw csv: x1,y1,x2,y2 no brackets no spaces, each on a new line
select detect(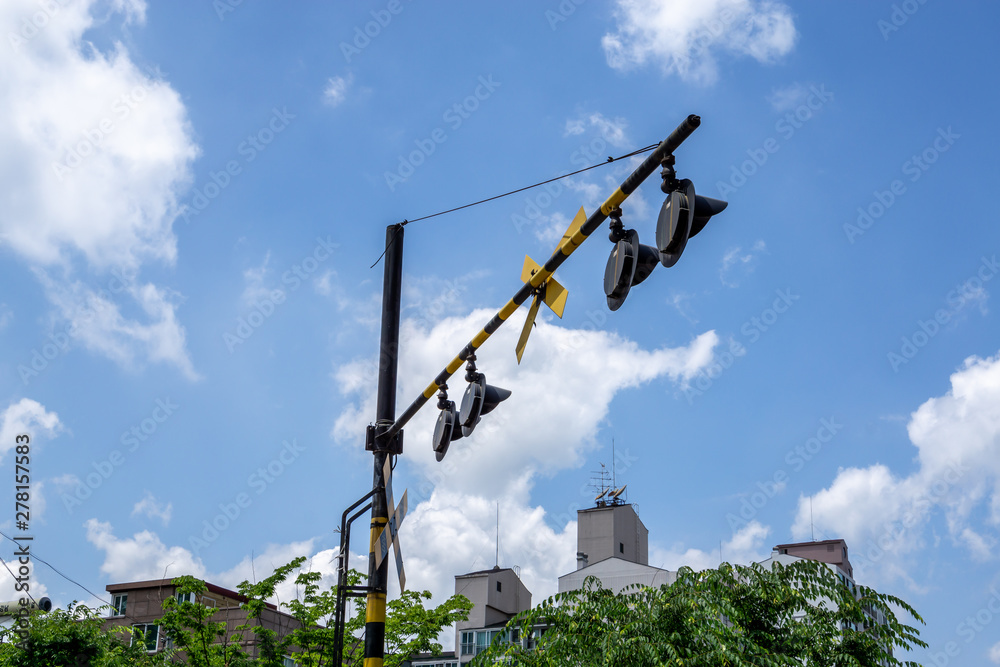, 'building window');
176,591,196,605
131,624,159,652
111,593,127,617
460,631,475,655
283,656,299,667
474,629,504,655
619,542,624,554
496,581,502,592
203,597,216,608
